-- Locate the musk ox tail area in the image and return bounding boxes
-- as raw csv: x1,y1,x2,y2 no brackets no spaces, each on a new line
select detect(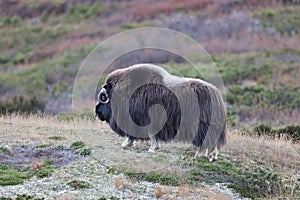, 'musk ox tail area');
218,122,227,149
191,82,227,152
